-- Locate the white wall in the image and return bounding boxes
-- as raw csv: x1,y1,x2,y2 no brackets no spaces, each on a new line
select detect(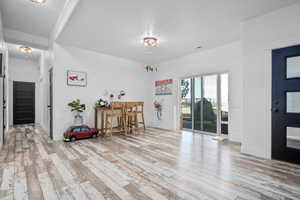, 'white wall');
0,10,4,49
52,43,152,140
38,51,50,134
241,2,300,158
151,41,243,142
8,56,40,126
